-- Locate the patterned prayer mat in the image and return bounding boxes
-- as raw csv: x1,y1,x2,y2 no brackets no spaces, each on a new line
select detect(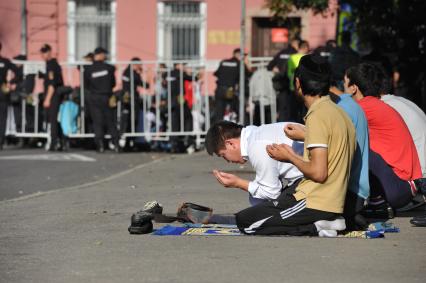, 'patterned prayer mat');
152,222,399,239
